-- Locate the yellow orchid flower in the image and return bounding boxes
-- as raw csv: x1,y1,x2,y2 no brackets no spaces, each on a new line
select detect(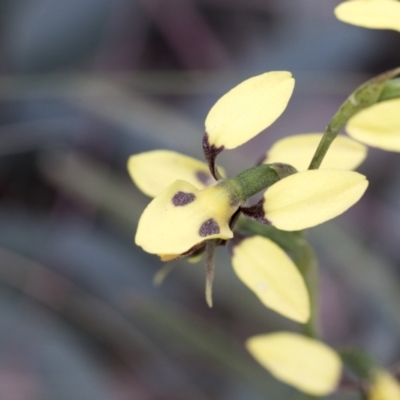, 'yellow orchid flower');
335,0,400,32
131,71,297,258
132,158,367,258
246,332,342,396
128,71,369,311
